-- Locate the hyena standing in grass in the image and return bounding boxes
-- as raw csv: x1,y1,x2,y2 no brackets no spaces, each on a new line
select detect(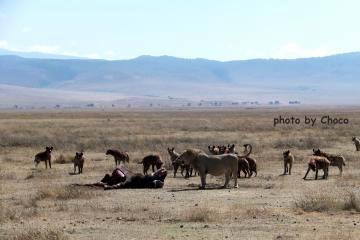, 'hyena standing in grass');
73,152,85,174
313,149,346,175
106,149,130,166
303,156,330,180
34,146,53,169
283,150,294,175
242,144,257,177
352,137,360,151
237,157,250,178
167,147,185,177
138,155,163,175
